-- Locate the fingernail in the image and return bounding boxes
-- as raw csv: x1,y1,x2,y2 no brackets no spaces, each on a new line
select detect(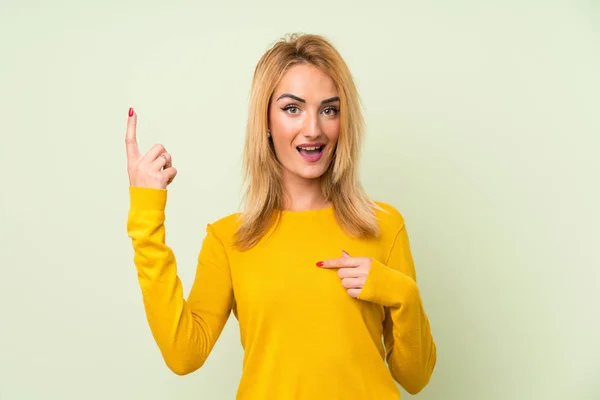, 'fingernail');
316,261,323,267
128,107,134,117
